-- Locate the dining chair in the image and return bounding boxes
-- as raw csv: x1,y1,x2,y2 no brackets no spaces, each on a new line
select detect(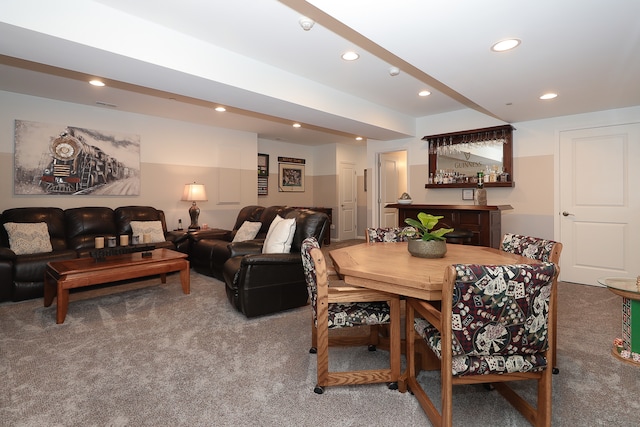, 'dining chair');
501,233,563,374
301,237,401,394
365,226,411,243
405,262,558,427
365,227,412,353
